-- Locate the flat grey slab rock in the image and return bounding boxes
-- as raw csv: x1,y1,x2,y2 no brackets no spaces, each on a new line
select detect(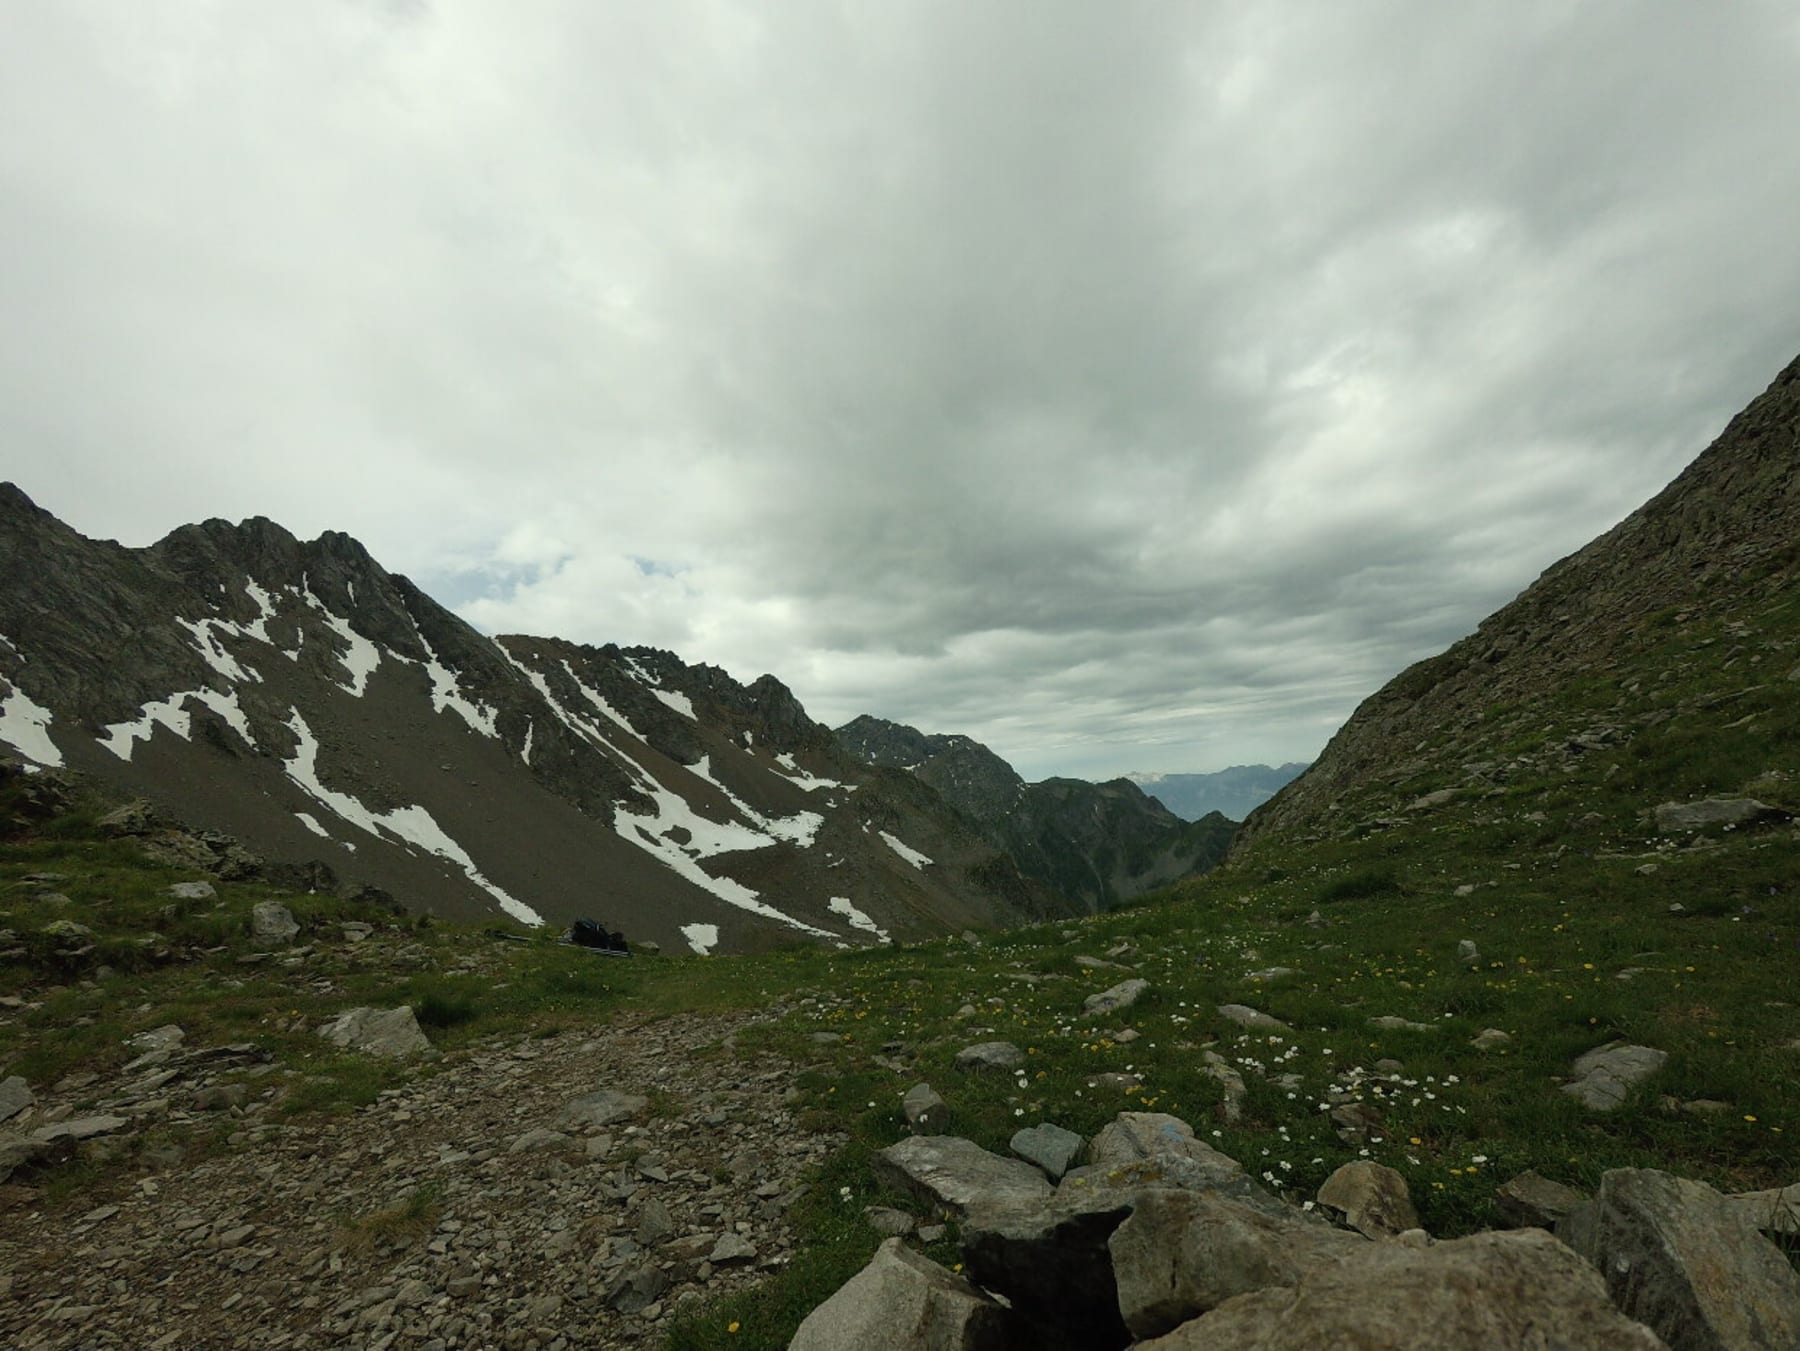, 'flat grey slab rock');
1562,1041,1667,1111
32,1115,130,1144
553,1088,648,1130
1217,1003,1288,1031
1560,1167,1800,1350
789,1237,1012,1351
873,1135,1053,1216
1083,978,1148,1017
1010,1122,1083,1181
317,1005,435,1059
1495,1170,1588,1229
1138,1229,1666,1350
1728,1183,1800,1237
1652,797,1789,831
